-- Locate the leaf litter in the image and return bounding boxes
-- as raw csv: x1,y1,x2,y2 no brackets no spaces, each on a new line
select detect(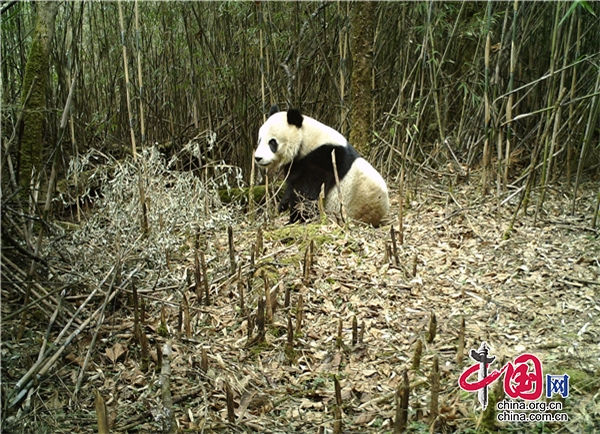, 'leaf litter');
1,148,599,433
